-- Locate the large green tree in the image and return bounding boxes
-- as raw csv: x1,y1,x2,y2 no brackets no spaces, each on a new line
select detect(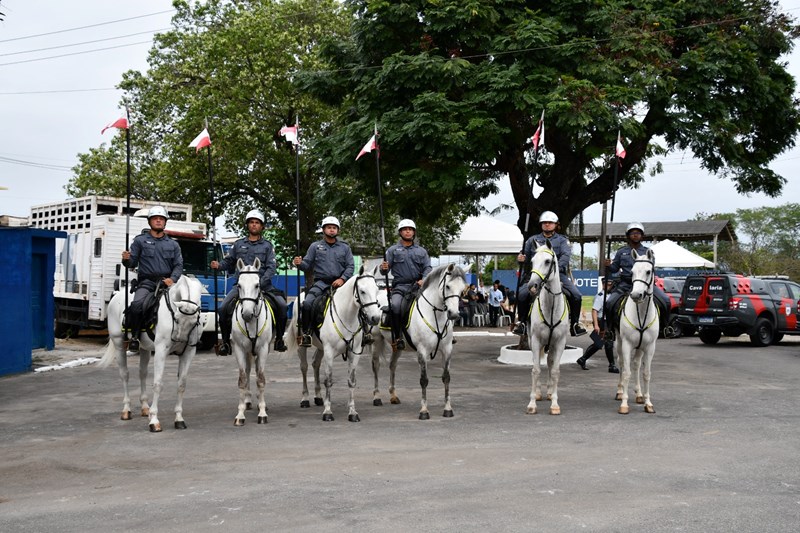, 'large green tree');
301,0,800,238
69,0,350,254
